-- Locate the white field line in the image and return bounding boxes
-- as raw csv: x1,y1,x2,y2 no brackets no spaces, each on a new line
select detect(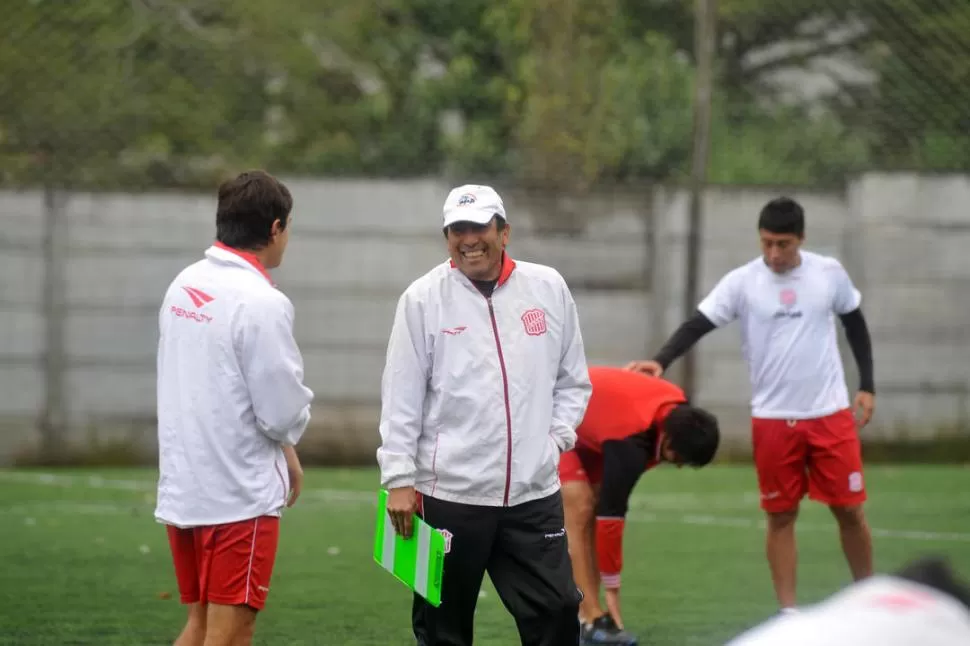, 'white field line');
2,471,970,544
